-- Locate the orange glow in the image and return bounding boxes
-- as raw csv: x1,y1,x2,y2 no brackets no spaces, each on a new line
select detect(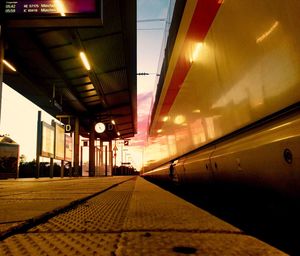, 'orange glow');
190,42,203,63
